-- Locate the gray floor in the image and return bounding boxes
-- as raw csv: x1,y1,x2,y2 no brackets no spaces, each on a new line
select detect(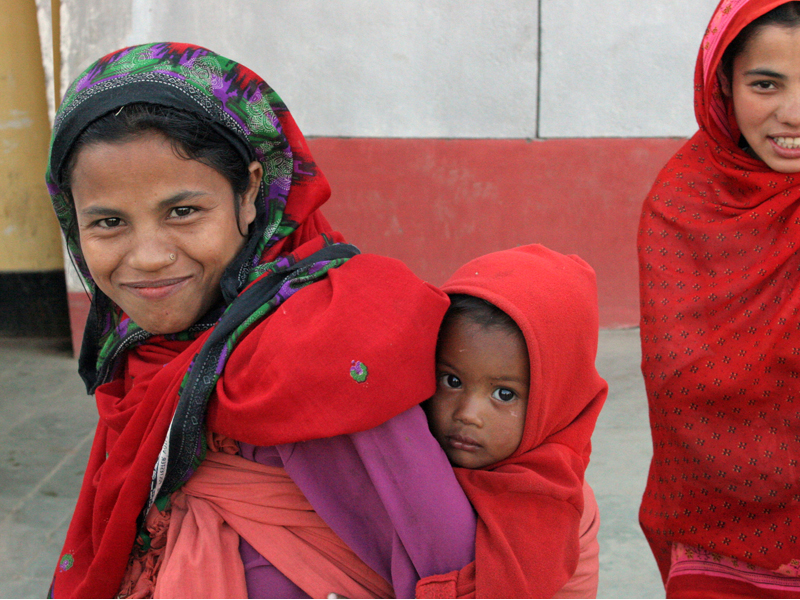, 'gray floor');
0,329,664,599
590,329,664,599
